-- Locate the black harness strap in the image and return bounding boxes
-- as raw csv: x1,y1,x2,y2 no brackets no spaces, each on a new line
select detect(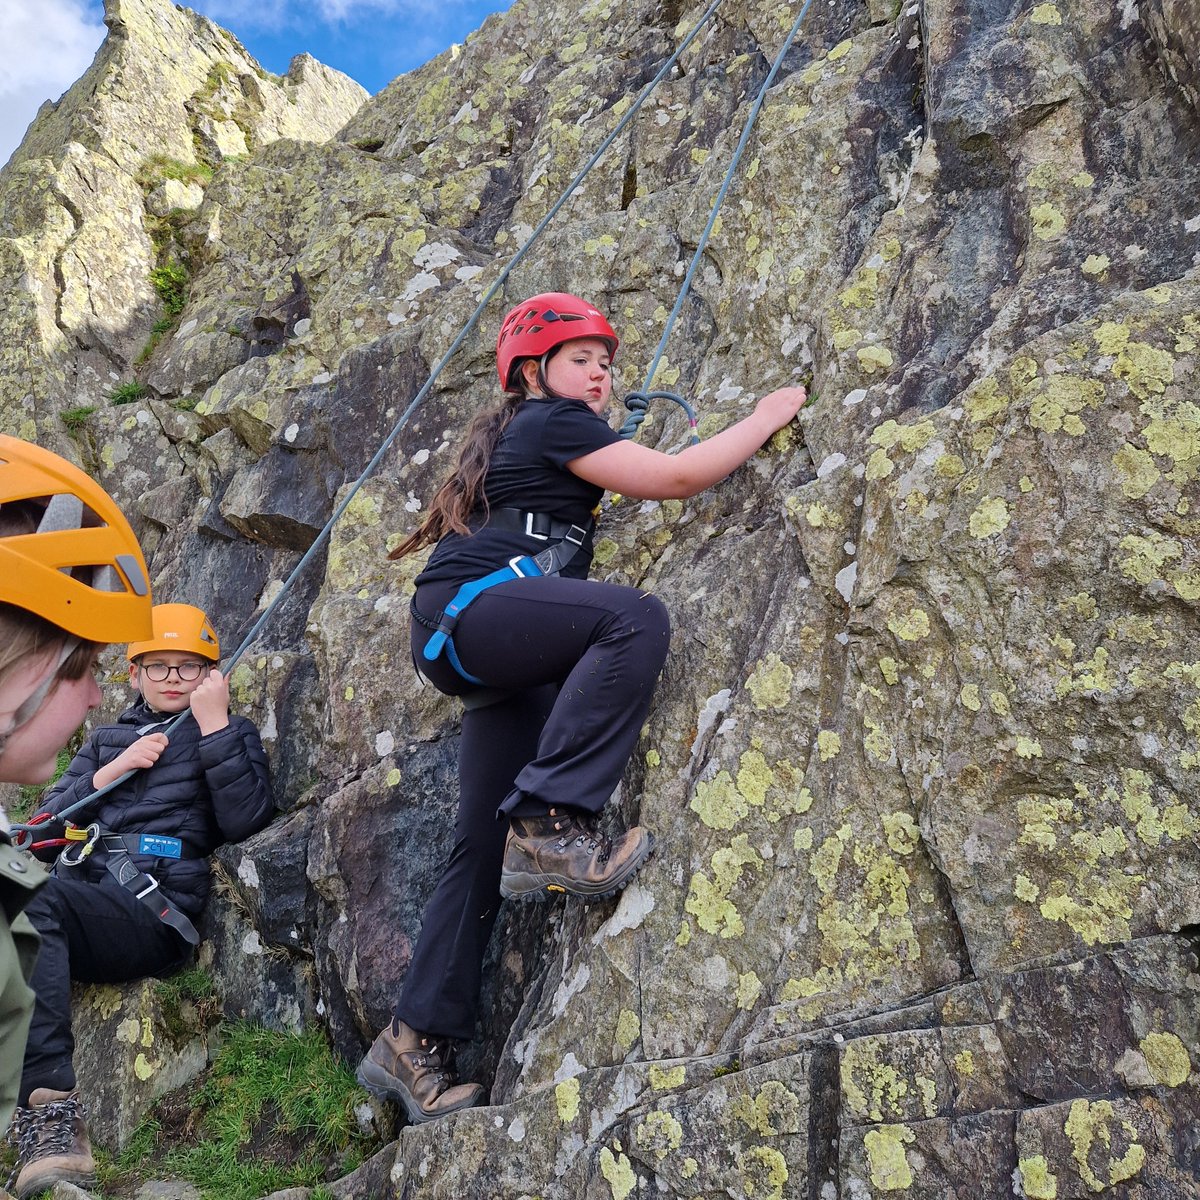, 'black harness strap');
98,835,200,945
